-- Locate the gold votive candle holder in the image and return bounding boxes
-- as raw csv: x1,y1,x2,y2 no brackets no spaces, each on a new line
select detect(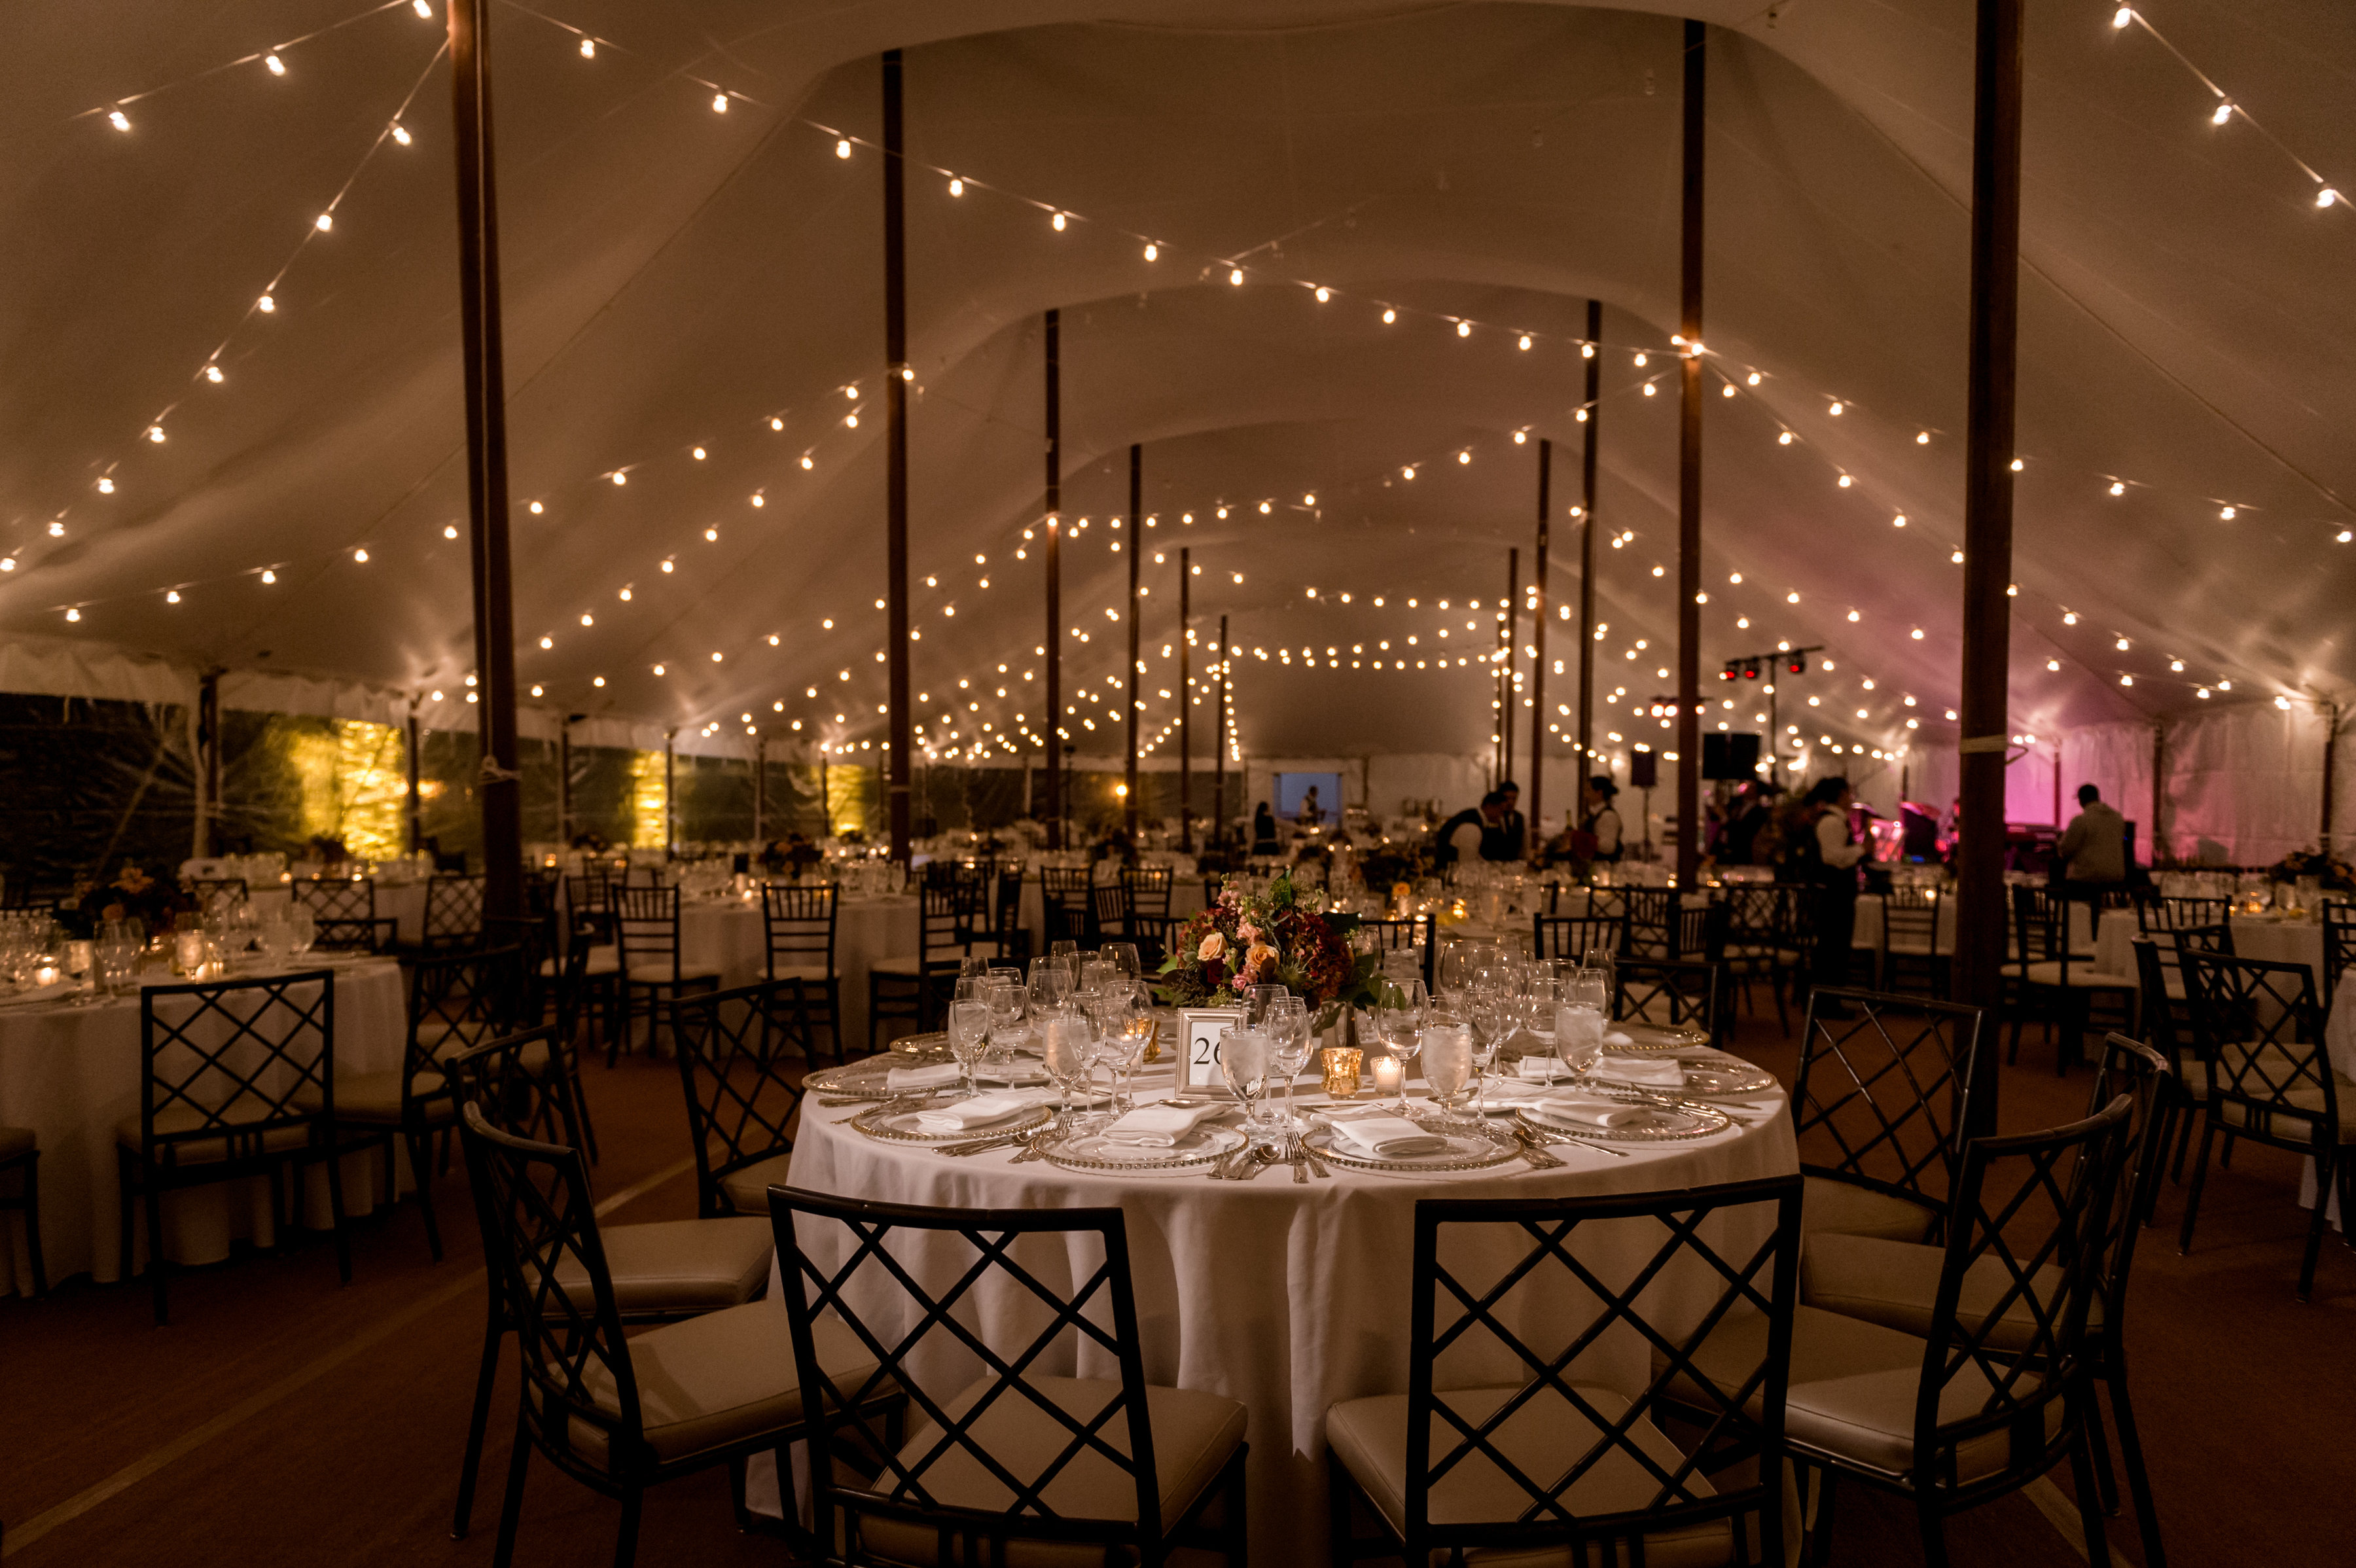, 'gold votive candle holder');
1321,1045,1363,1099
